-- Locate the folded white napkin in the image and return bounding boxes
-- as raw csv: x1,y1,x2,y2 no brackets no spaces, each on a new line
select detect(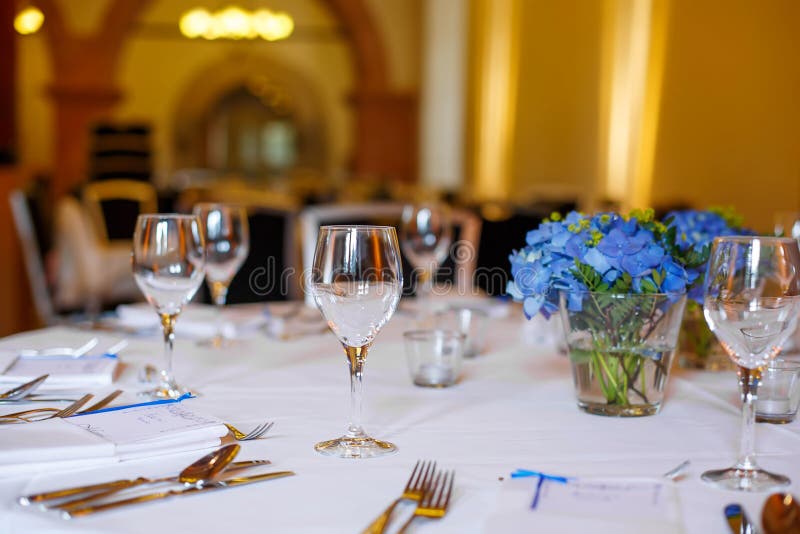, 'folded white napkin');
0,338,125,389
114,303,267,339
0,400,228,478
1,355,119,388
